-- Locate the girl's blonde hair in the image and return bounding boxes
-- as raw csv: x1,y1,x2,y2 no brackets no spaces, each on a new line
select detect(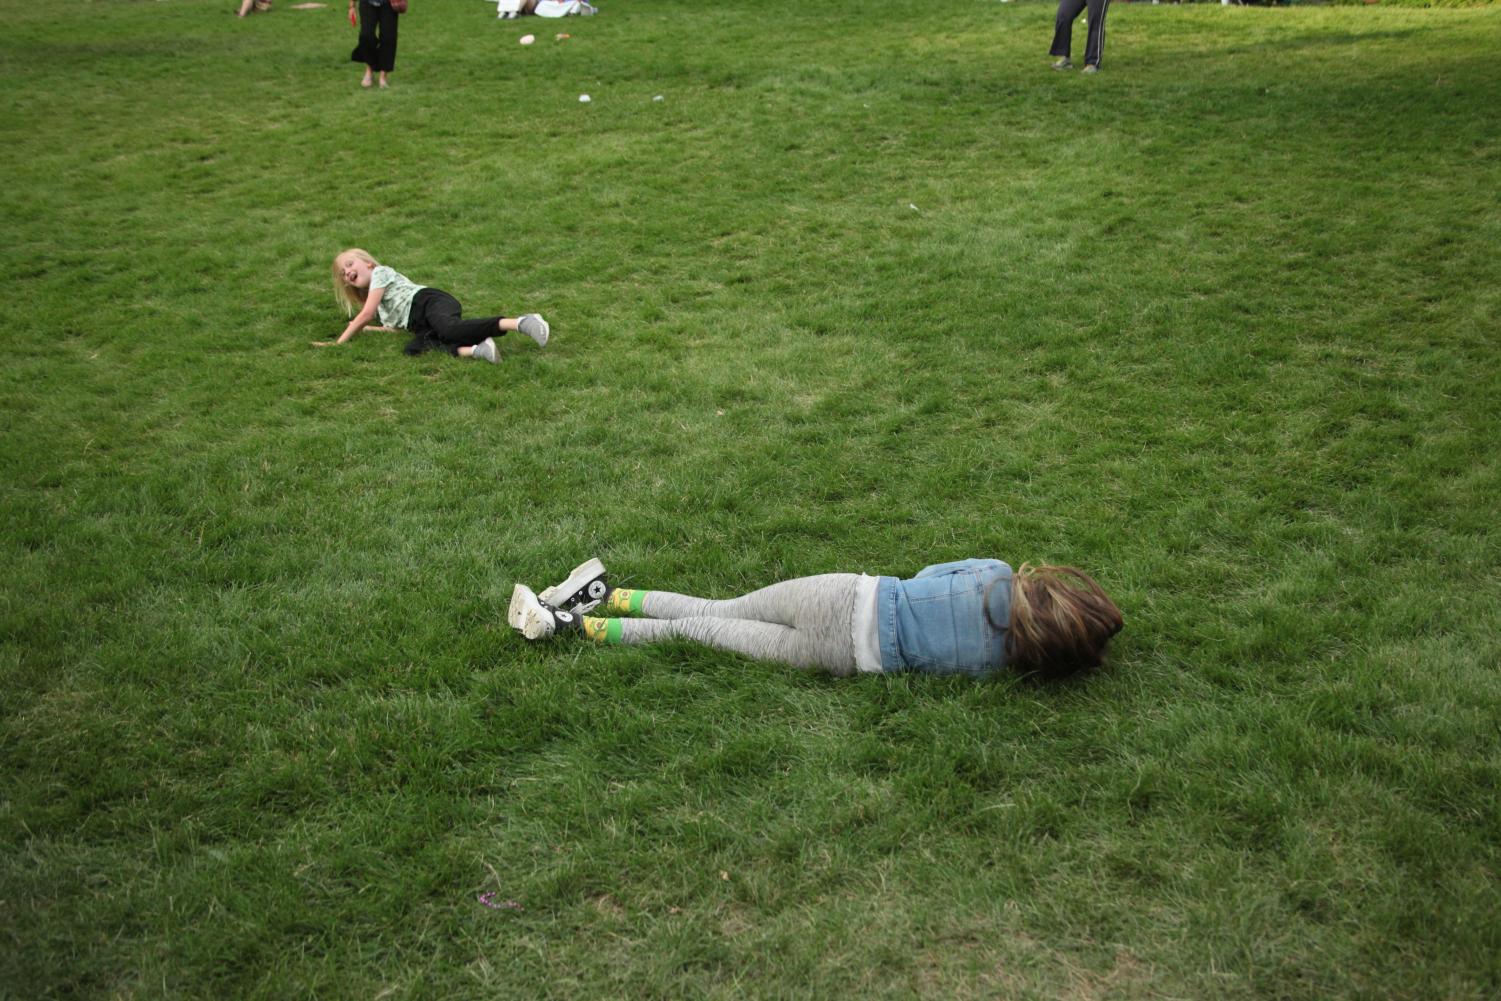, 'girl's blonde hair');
332,248,378,317
998,564,1123,679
